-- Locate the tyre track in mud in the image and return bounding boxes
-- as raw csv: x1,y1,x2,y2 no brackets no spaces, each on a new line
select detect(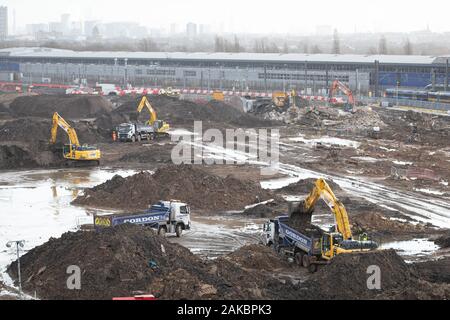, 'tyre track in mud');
187,139,450,228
